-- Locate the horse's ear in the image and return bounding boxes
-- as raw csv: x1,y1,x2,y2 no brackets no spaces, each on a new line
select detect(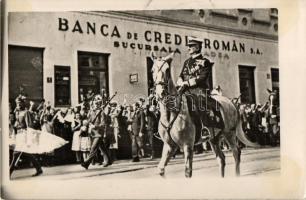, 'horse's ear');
150,51,156,61
164,52,174,61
